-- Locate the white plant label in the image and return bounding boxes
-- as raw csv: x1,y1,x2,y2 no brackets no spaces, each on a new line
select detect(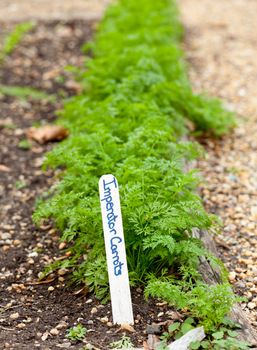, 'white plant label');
99,174,134,325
